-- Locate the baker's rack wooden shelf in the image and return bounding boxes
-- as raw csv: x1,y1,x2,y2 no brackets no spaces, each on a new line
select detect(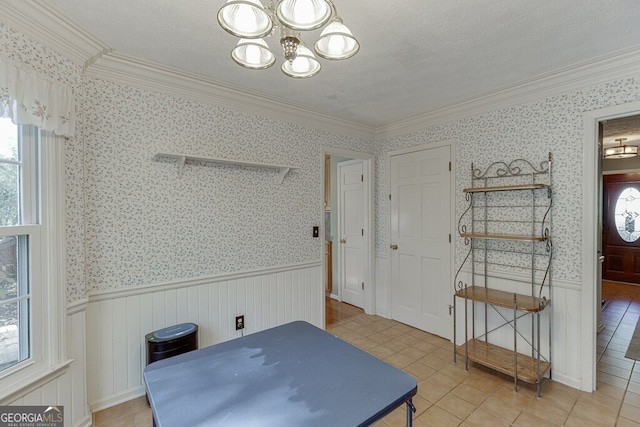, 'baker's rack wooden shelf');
453,153,553,398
